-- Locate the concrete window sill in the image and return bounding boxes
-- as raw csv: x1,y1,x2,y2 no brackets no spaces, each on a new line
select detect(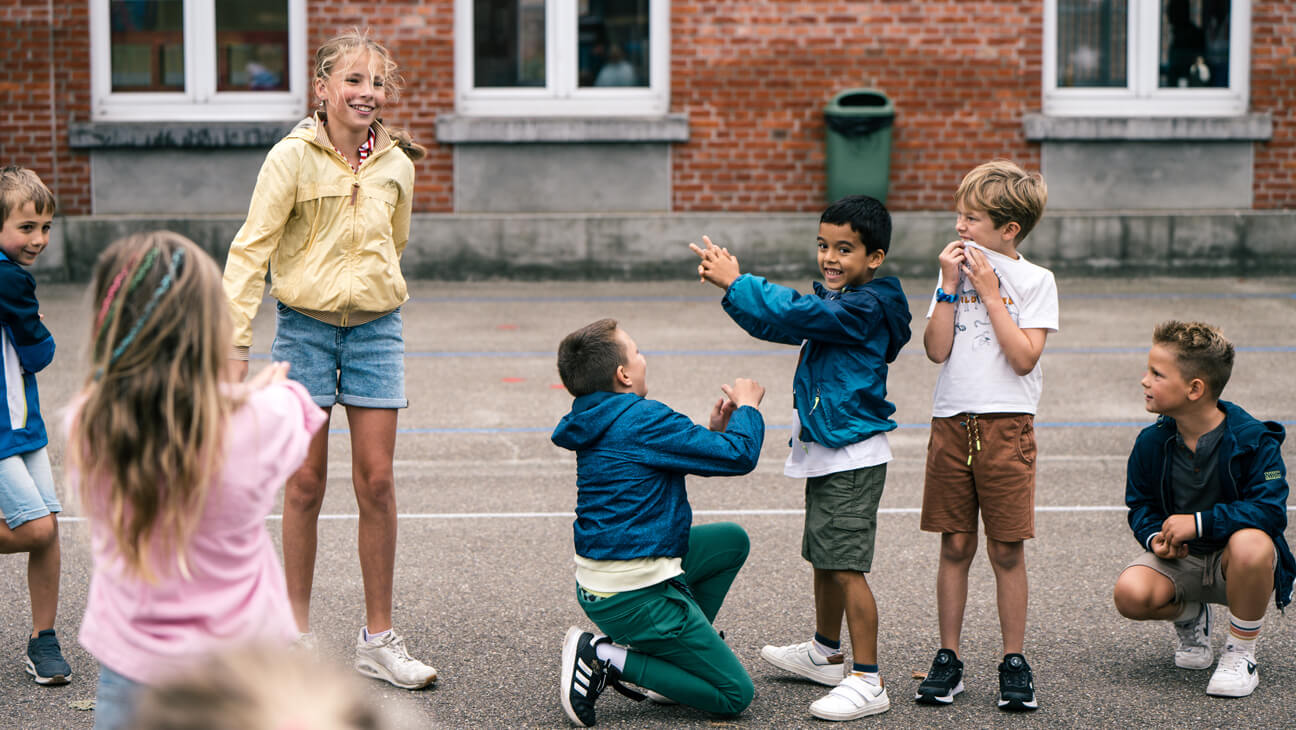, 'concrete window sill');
1022,113,1272,142
435,114,690,144
69,121,298,149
